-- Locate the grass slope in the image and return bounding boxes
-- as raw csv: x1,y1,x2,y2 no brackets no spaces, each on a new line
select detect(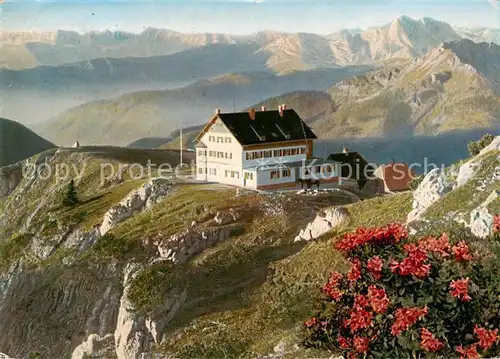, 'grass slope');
0,117,55,167
154,191,413,358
